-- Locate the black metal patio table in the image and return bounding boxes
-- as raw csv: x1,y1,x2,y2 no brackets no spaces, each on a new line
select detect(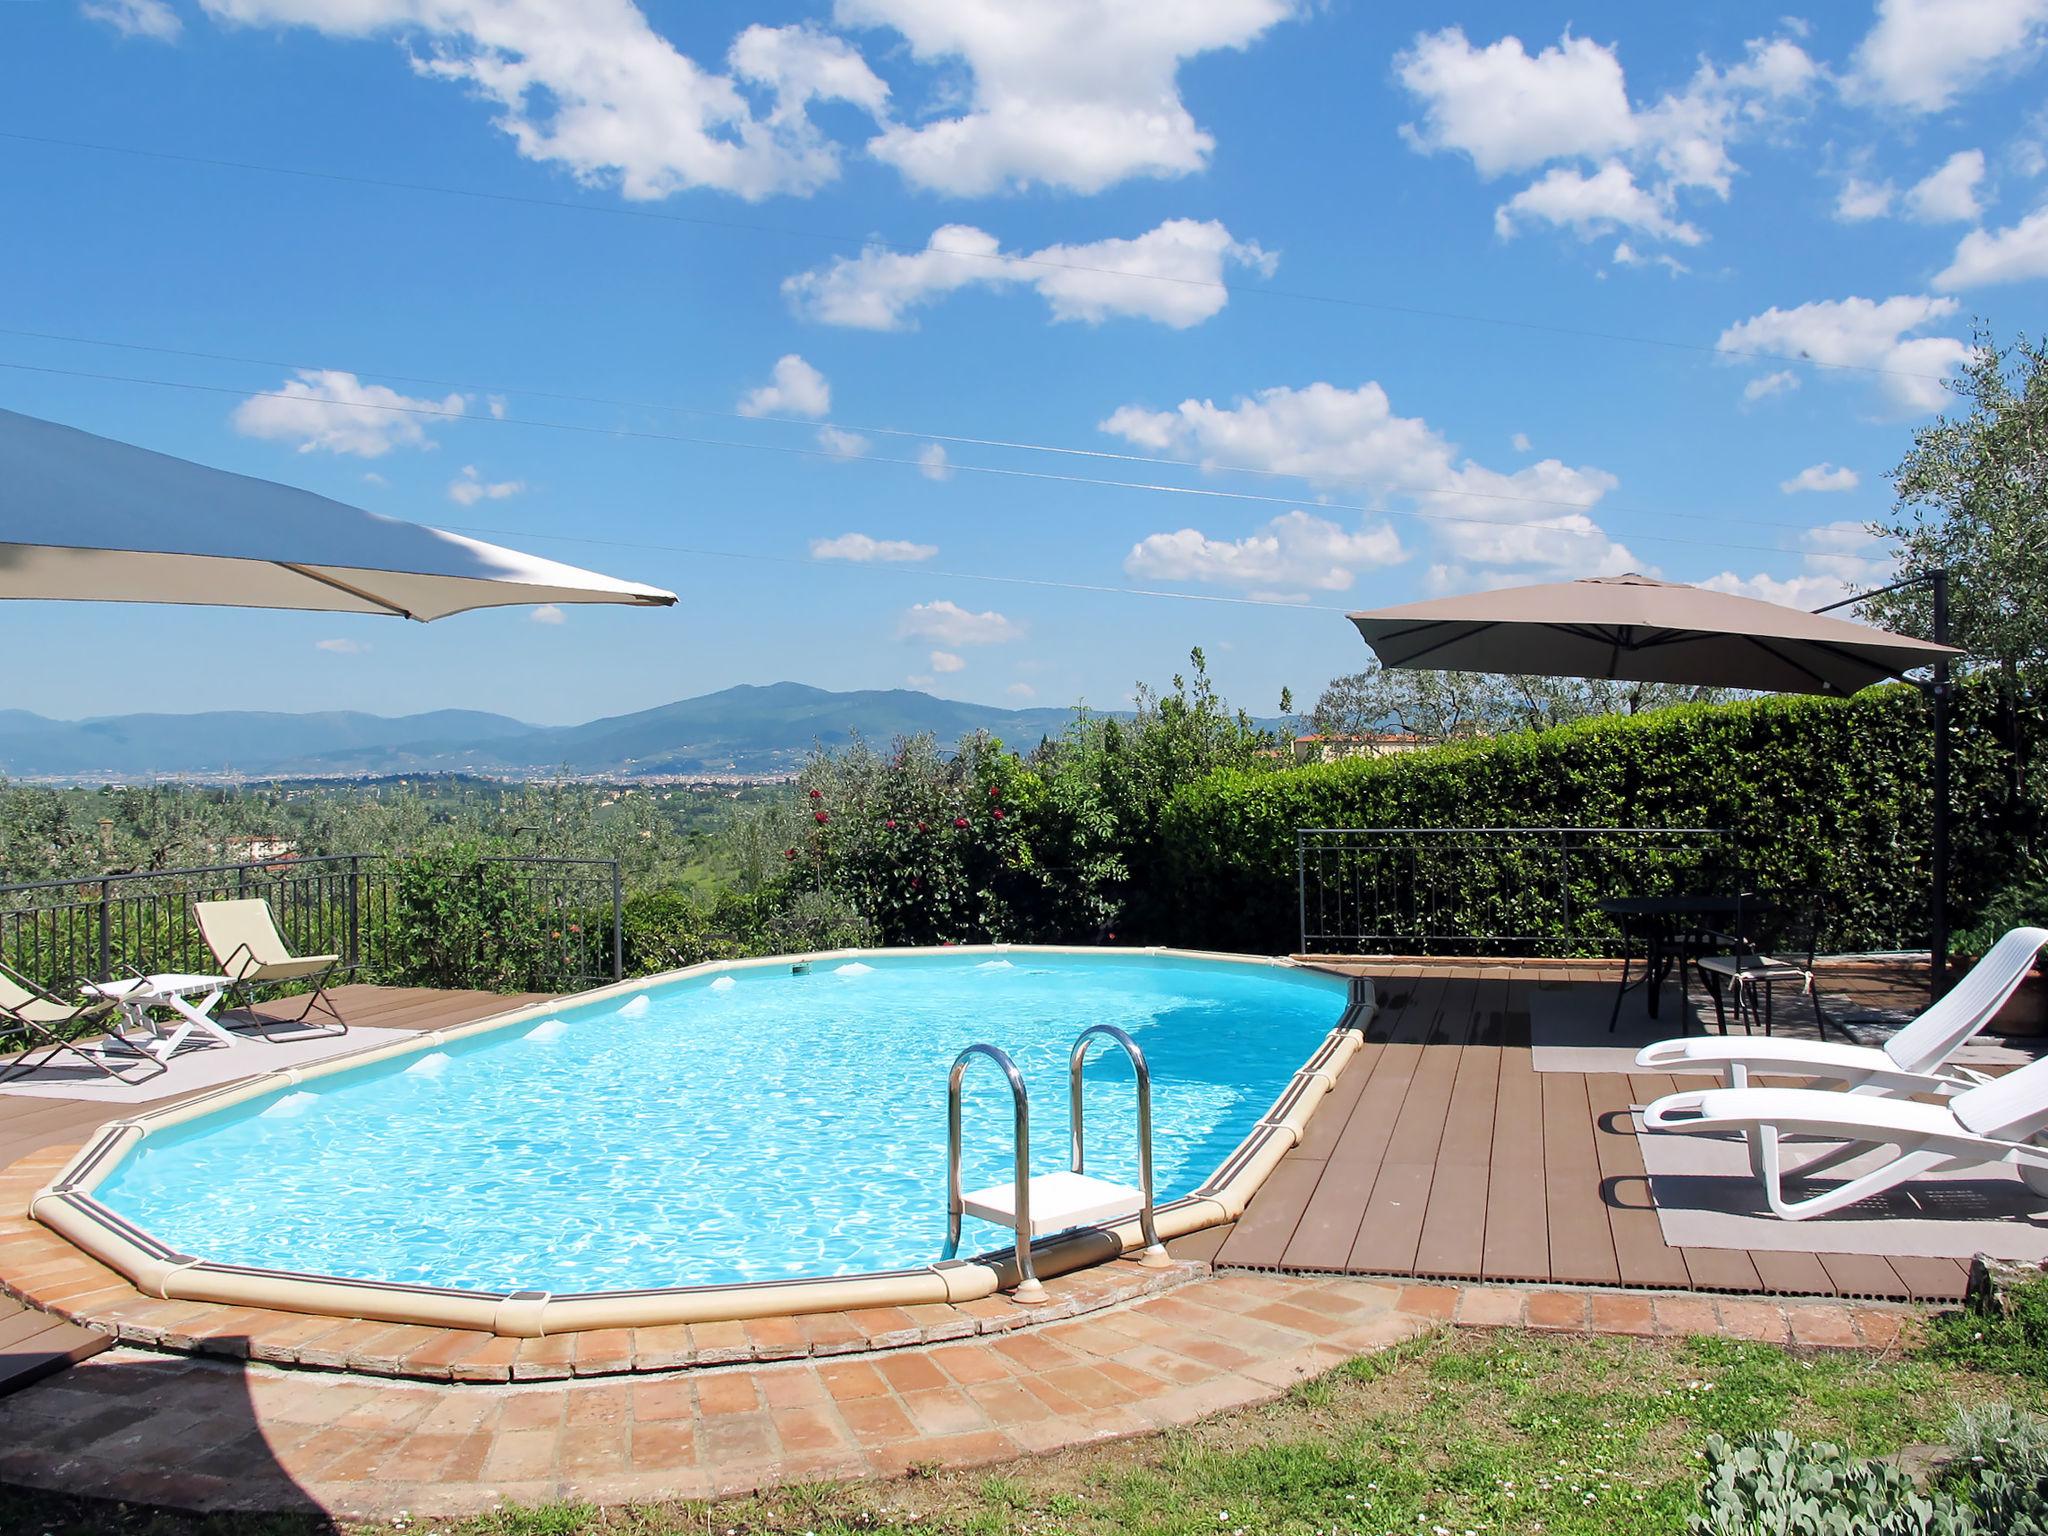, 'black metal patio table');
1598,894,1748,1029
